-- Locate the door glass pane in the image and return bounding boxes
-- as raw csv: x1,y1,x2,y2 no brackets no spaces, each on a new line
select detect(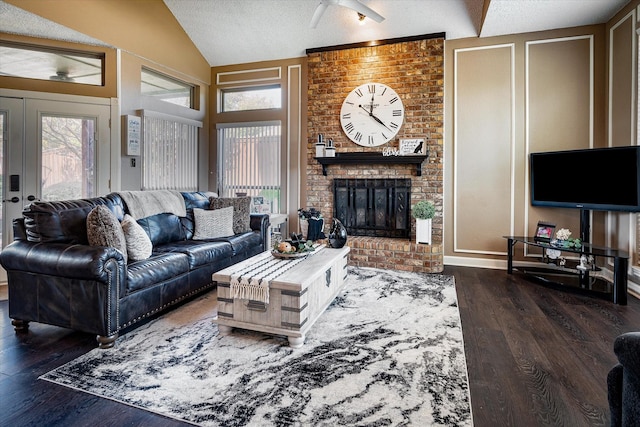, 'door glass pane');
0,112,4,246
41,115,95,201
